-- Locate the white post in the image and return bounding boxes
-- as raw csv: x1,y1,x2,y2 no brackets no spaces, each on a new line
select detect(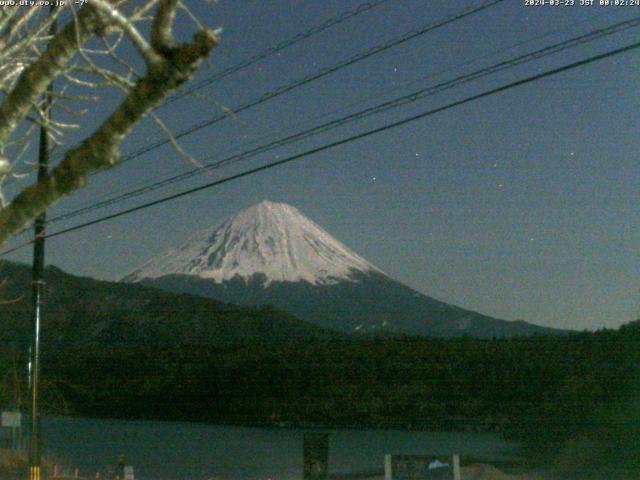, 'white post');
124,466,135,480
384,454,393,480
452,454,461,480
